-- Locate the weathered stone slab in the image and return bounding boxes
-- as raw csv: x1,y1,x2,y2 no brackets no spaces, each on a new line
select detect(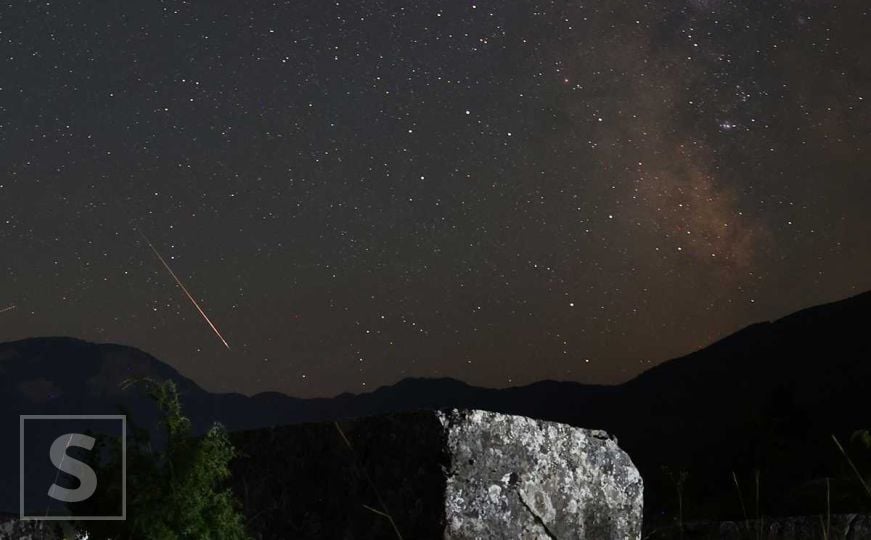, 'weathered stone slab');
230,409,643,539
